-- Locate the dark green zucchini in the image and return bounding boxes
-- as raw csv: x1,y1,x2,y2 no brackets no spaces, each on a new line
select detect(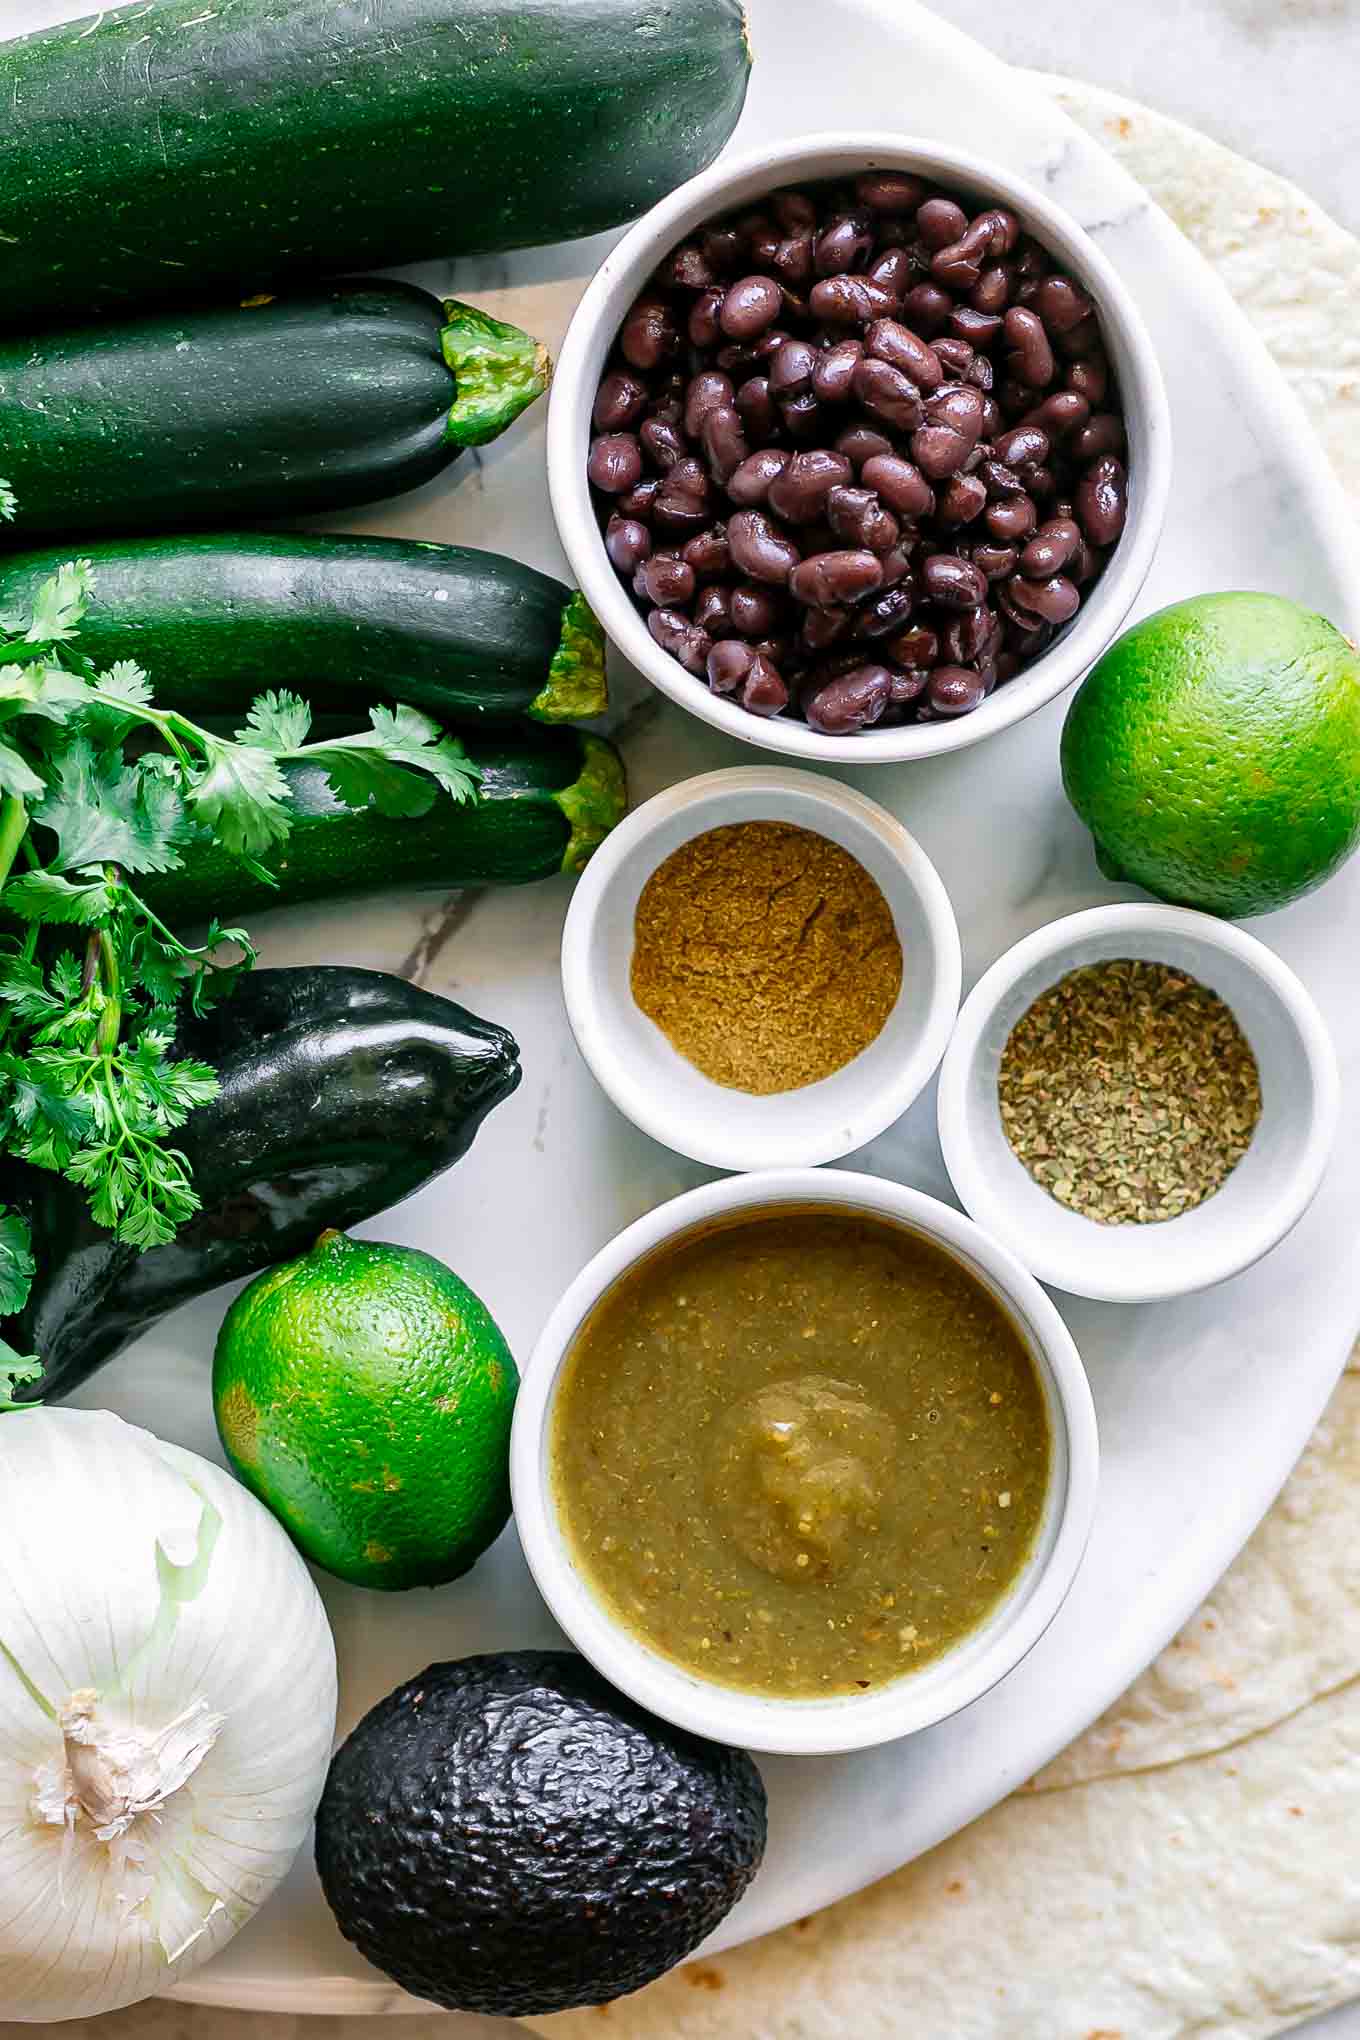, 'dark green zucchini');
0,285,548,540
0,535,606,725
0,0,752,329
3,968,520,1404
135,729,626,928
